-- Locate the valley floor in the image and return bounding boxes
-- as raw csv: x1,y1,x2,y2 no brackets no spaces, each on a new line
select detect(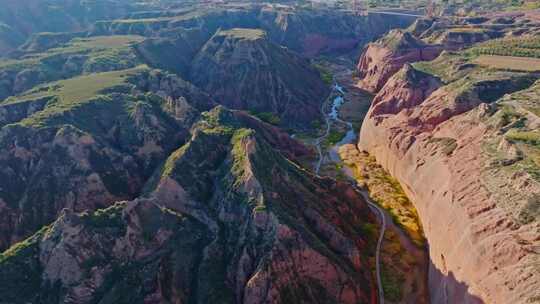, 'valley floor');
303,60,430,304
